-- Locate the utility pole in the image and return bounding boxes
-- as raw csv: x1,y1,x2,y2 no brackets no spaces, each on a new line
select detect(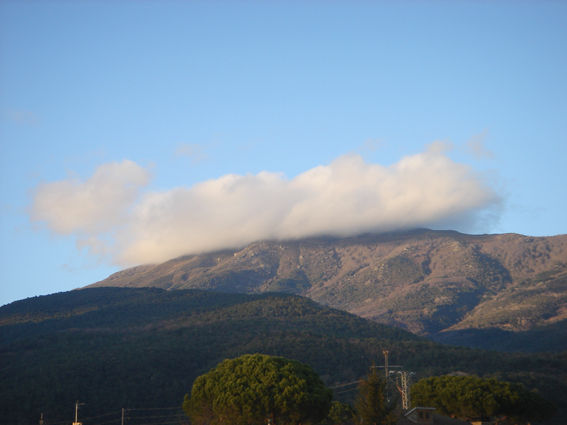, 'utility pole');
371,351,402,378
372,351,414,410
72,400,84,425
121,408,125,425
